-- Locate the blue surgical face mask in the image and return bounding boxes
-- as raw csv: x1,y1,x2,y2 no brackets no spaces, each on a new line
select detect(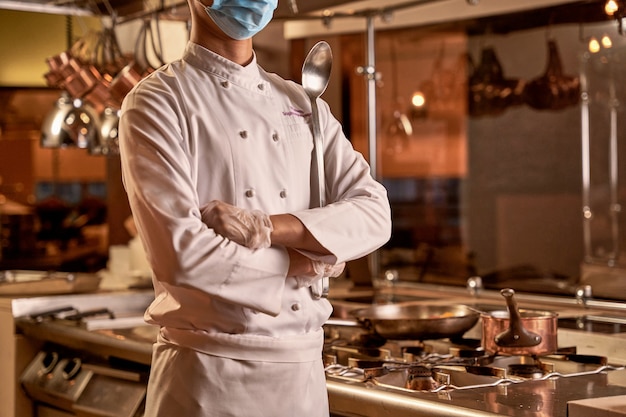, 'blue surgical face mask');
204,0,278,40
